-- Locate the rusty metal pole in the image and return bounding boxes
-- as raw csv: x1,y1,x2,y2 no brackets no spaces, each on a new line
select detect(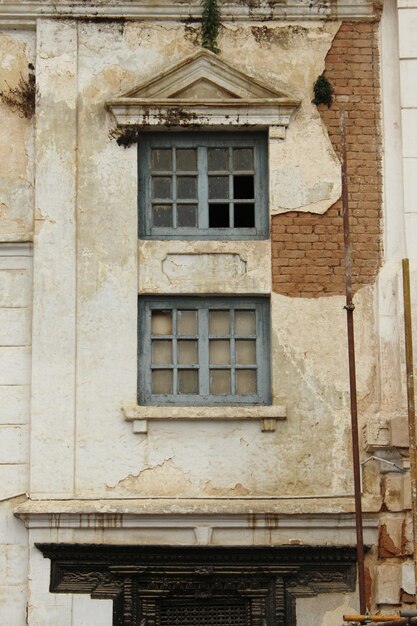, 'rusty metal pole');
340,110,366,614
402,258,417,596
